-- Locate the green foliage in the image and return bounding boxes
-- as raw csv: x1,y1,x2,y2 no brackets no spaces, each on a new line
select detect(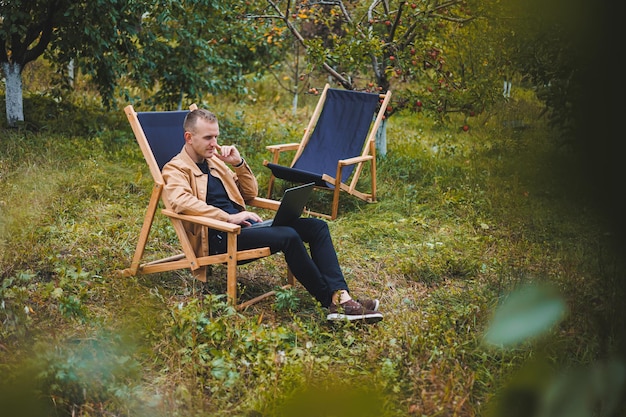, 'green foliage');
18,93,129,134
250,0,504,123
483,284,568,347
489,0,611,145
1,0,288,125
35,330,143,414
0,270,37,339
0,0,147,106
272,286,301,312
128,0,283,108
